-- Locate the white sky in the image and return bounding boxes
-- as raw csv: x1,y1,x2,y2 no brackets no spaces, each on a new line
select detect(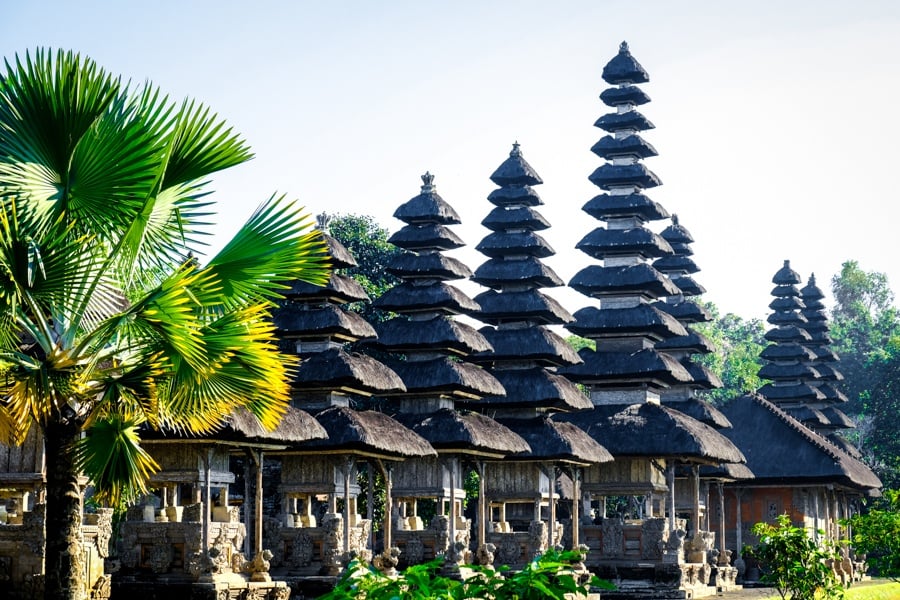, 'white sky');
5,1,900,321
